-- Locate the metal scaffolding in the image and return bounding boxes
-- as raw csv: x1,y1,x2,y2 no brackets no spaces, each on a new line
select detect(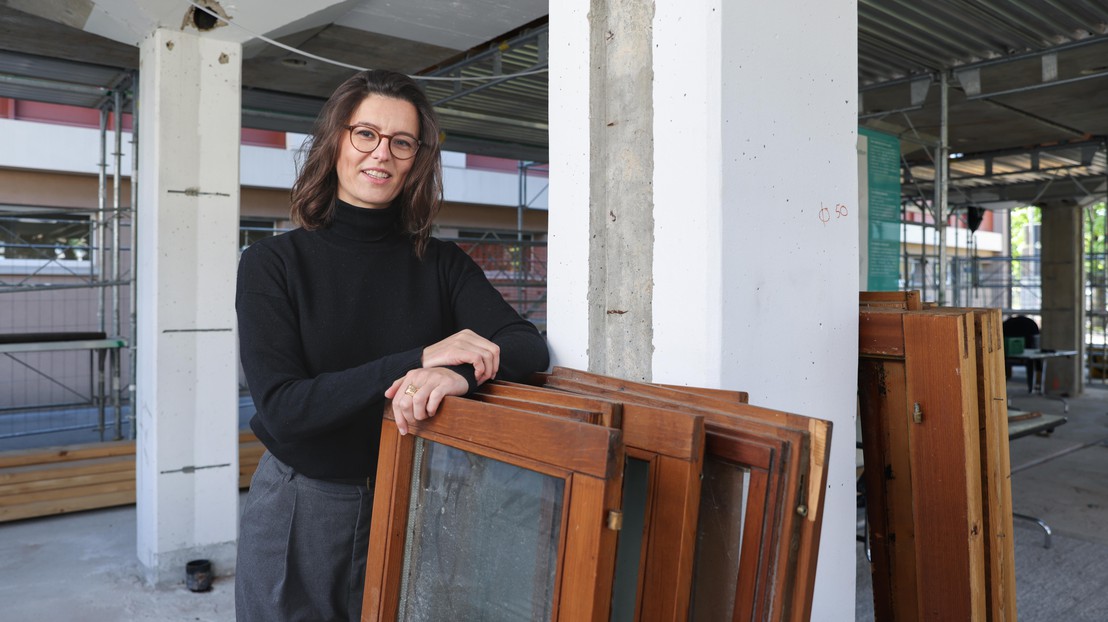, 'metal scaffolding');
0,73,135,442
